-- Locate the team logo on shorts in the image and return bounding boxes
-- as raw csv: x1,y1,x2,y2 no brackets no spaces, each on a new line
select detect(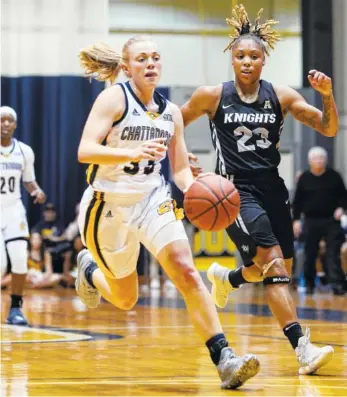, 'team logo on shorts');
157,201,172,216
158,200,185,220
241,244,249,253
20,222,26,231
